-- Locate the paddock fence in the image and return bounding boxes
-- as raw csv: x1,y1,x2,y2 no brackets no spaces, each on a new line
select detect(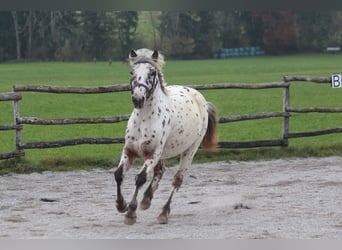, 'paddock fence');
1,75,341,160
